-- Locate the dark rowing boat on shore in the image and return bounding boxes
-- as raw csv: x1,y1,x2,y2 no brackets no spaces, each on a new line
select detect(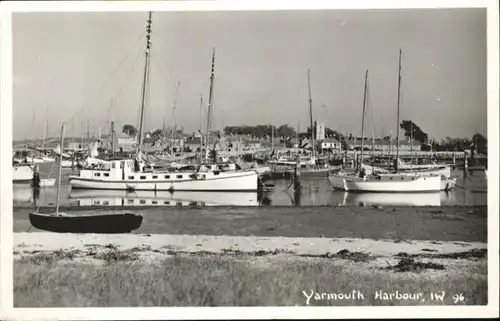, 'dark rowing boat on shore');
29,212,143,234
